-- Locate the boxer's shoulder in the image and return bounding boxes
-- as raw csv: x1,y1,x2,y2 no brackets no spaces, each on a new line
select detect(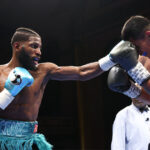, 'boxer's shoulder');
0,64,12,75
30,62,57,79
37,62,59,73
